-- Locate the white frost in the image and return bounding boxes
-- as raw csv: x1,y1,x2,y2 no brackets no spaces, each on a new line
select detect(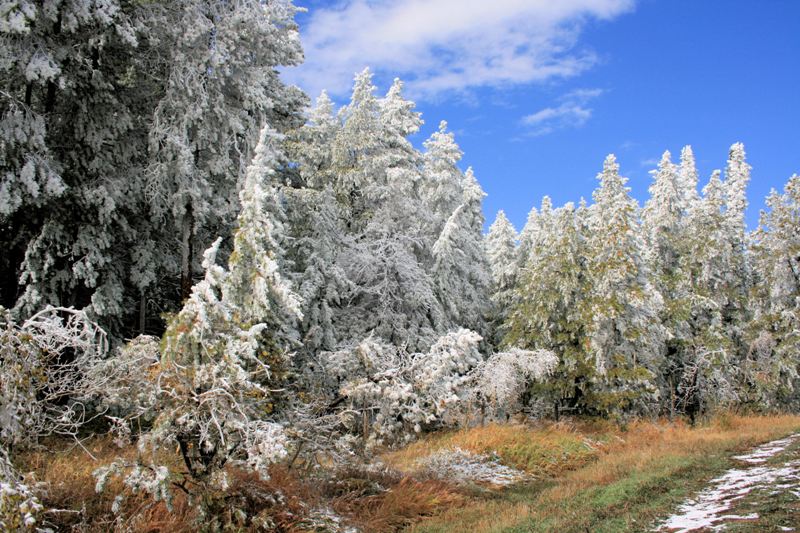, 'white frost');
656,434,800,532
